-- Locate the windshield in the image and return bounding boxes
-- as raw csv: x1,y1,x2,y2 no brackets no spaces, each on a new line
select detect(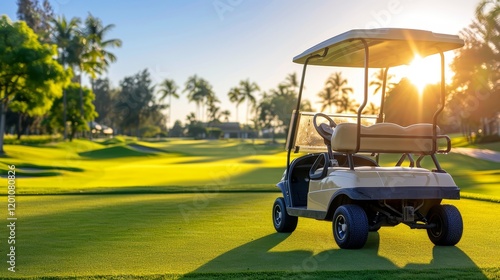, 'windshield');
289,112,377,153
